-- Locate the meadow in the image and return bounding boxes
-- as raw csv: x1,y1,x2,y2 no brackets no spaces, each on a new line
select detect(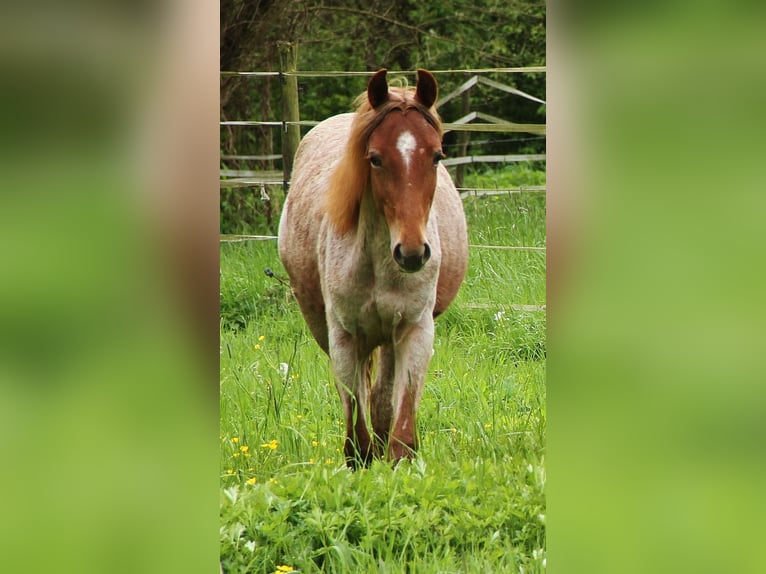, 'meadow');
220,165,546,573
